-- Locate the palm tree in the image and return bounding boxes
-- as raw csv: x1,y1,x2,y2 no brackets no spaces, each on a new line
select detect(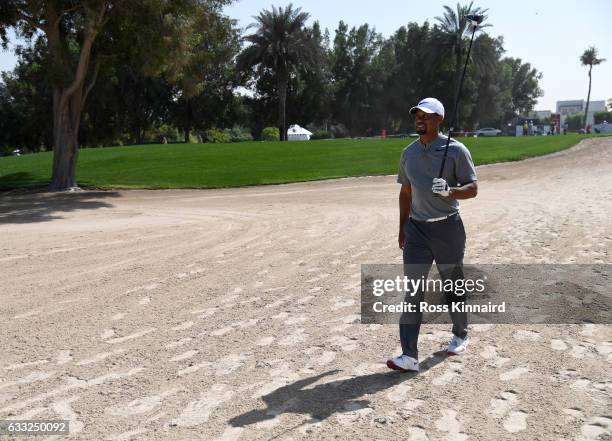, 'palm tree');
580,47,606,130
237,4,315,141
435,2,490,88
